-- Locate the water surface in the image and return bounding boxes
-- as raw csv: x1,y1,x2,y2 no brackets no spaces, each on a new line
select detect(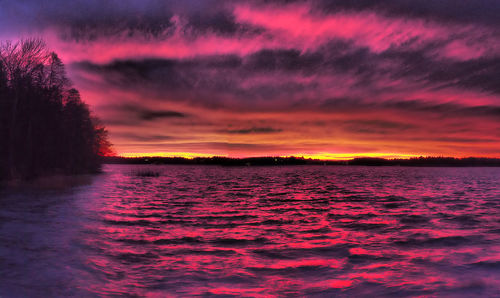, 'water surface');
1,165,500,297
